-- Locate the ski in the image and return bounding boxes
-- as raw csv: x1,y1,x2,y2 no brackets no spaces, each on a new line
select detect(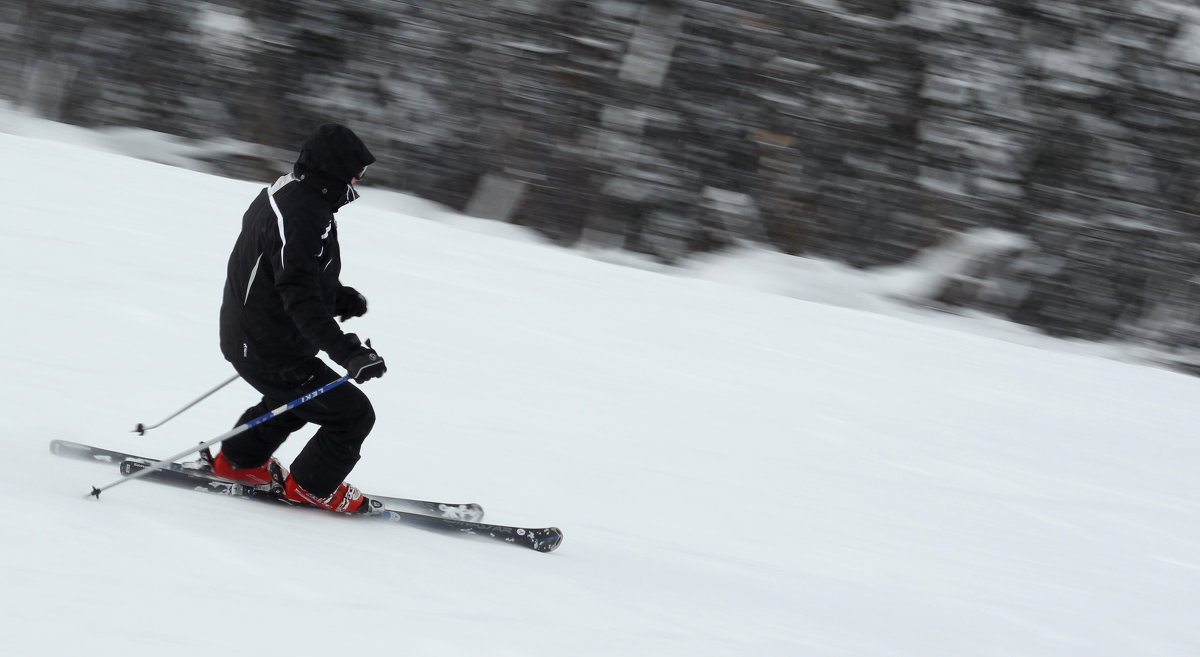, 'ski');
51,439,164,467
50,439,485,522
118,461,563,553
